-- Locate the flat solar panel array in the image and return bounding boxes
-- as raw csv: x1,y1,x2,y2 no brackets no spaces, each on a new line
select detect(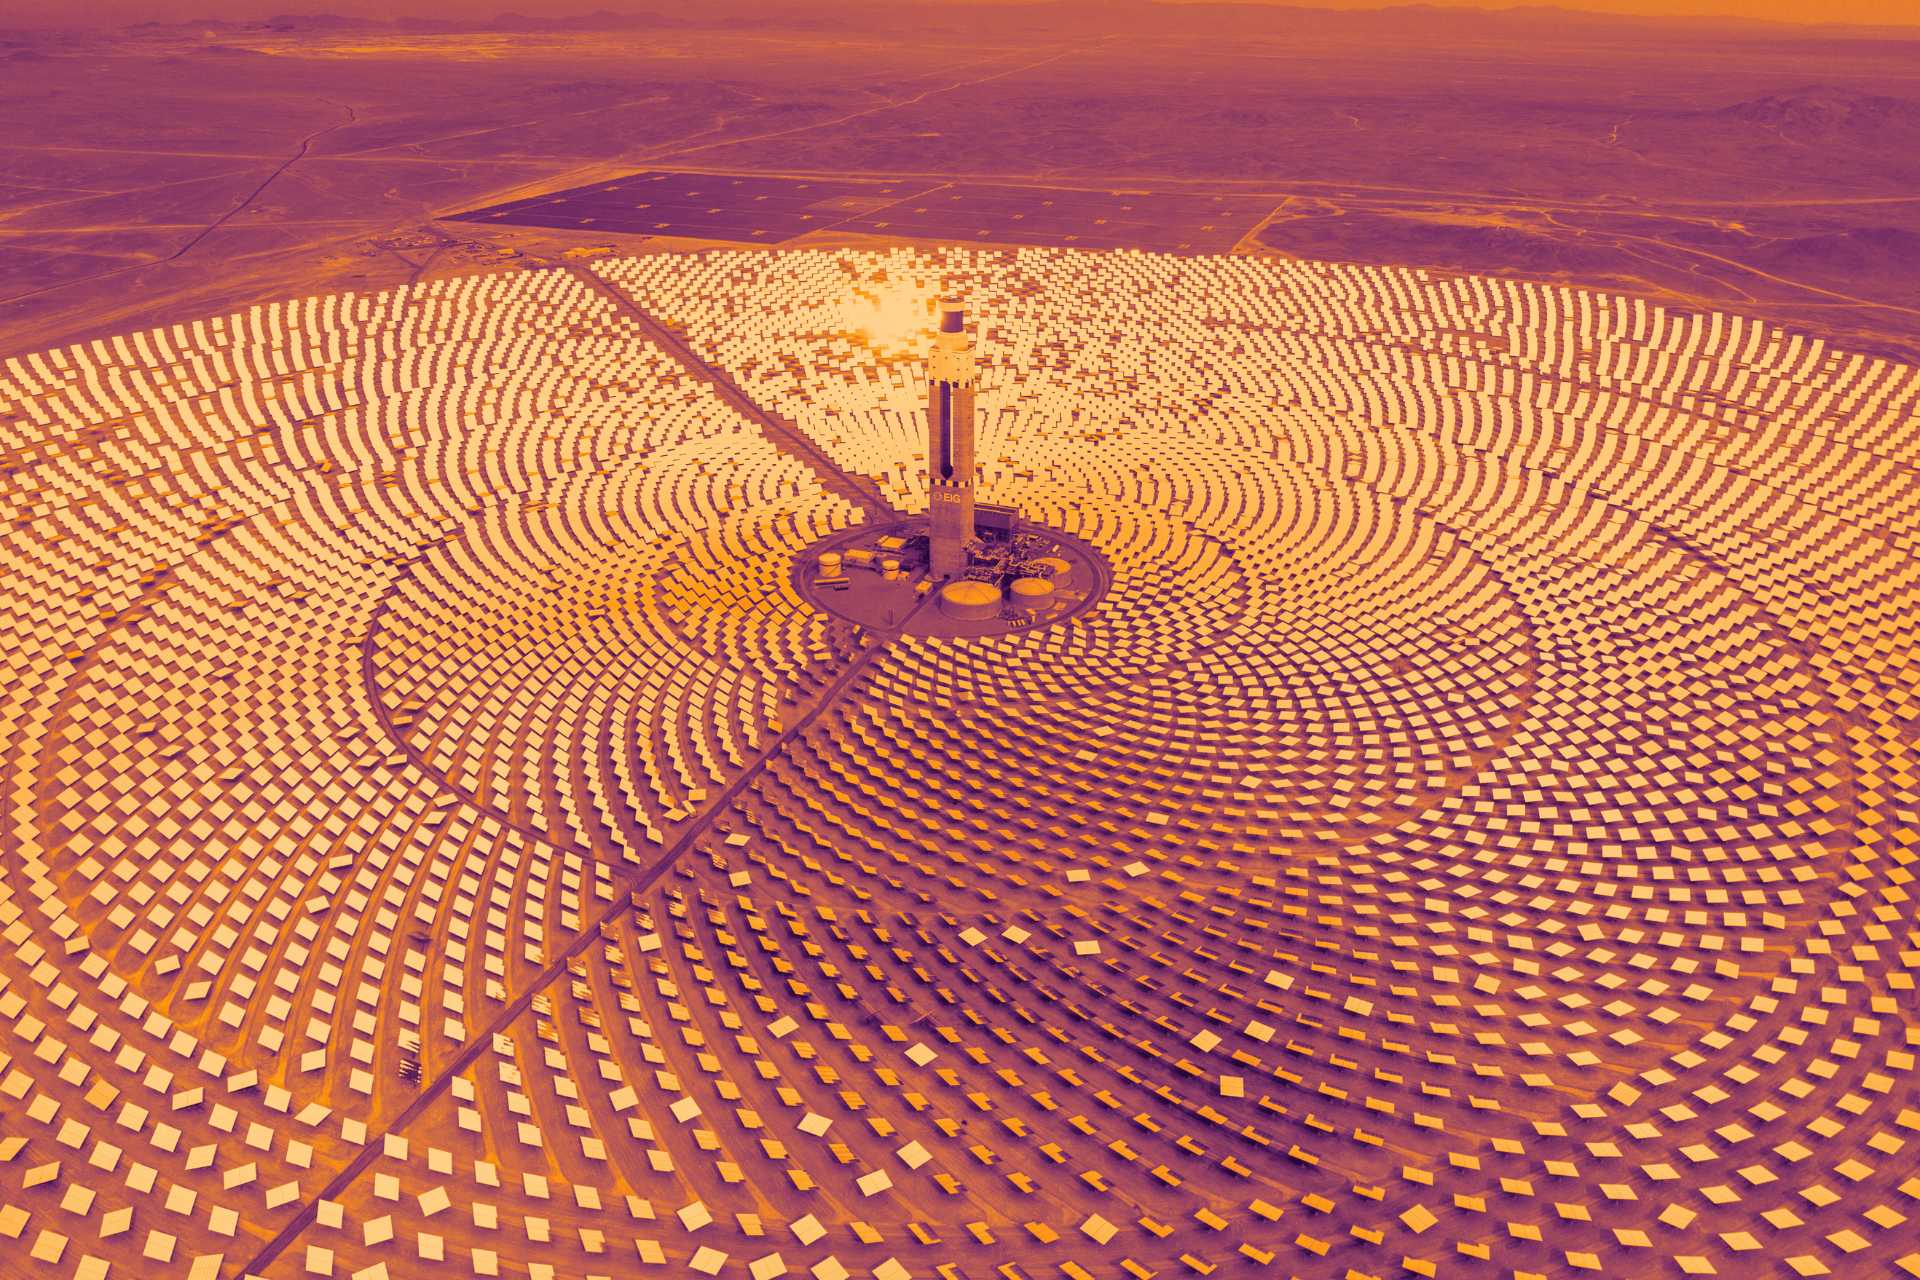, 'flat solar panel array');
449,172,1273,253
448,173,947,244
829,186,1273,253
0,245,1917,1280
